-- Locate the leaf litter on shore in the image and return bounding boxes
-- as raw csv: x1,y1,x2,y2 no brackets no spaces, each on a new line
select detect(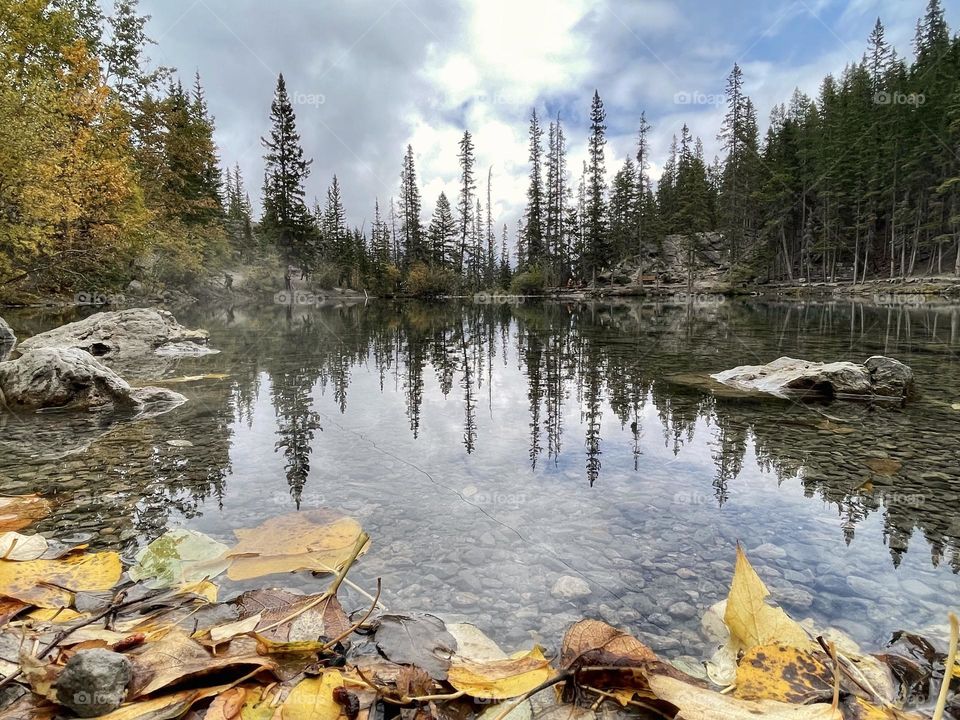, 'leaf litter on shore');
0,501,956,720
